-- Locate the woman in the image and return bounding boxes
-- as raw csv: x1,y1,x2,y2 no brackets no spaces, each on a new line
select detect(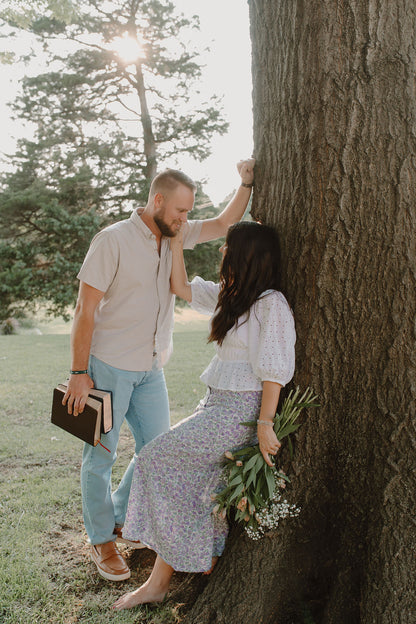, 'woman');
113,221,295,610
